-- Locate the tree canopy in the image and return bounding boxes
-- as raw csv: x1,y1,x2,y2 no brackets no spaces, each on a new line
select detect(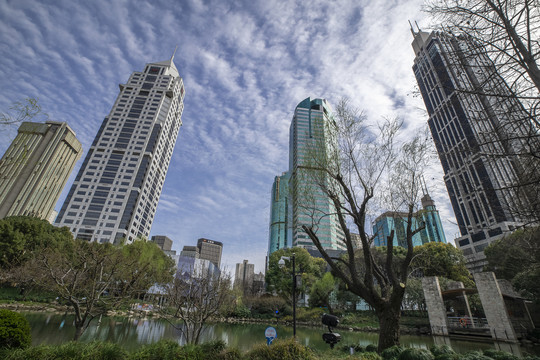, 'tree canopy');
484,226,540,301
0,216,72,270
411,242,472,286
266,247,326,305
